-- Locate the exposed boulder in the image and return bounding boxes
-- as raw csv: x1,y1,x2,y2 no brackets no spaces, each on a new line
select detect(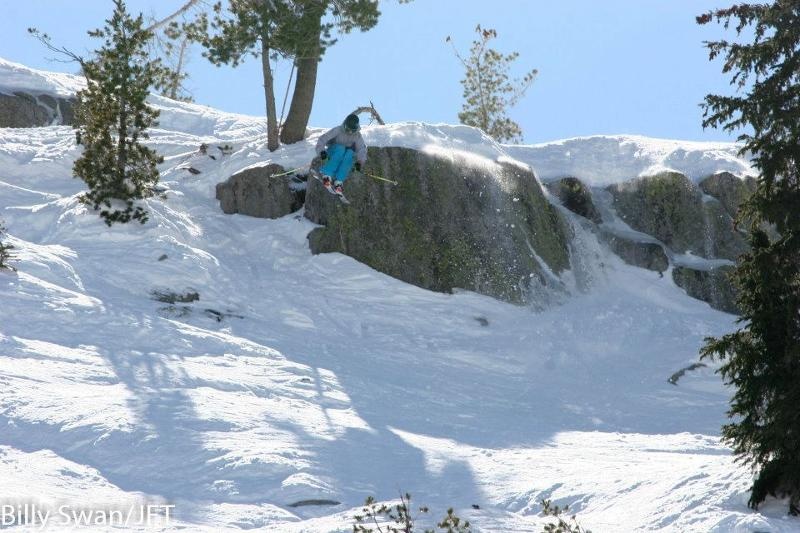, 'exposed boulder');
215,164,303,219
672,265,738,314
0,91,75,127
699,171,756,220
607,171,747,261
305,146,571,304
608,172,705,255
546,177,602,223
600,231,668,273
0,92,50,127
